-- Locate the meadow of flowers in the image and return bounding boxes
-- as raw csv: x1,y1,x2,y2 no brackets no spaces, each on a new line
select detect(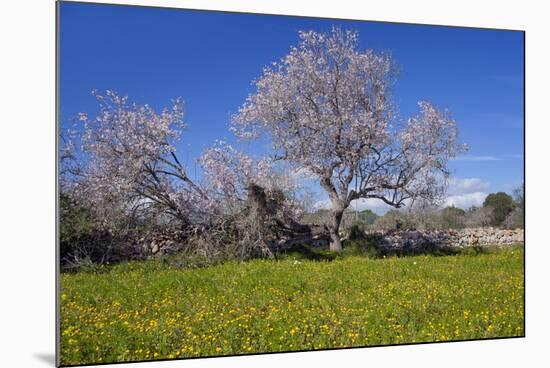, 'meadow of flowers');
60,247,524,366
